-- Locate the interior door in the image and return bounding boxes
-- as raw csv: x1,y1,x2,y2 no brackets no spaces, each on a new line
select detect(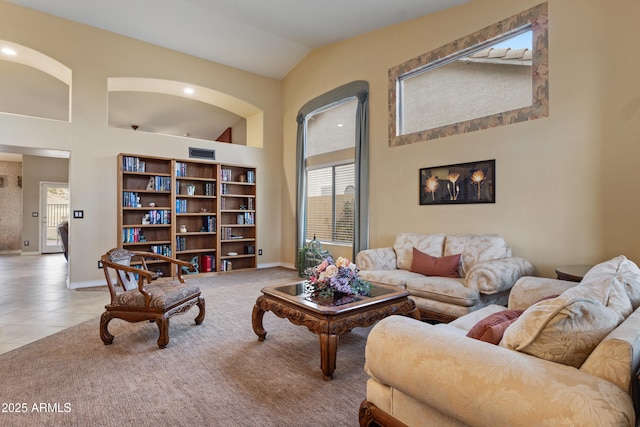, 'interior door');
40,182,69,254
